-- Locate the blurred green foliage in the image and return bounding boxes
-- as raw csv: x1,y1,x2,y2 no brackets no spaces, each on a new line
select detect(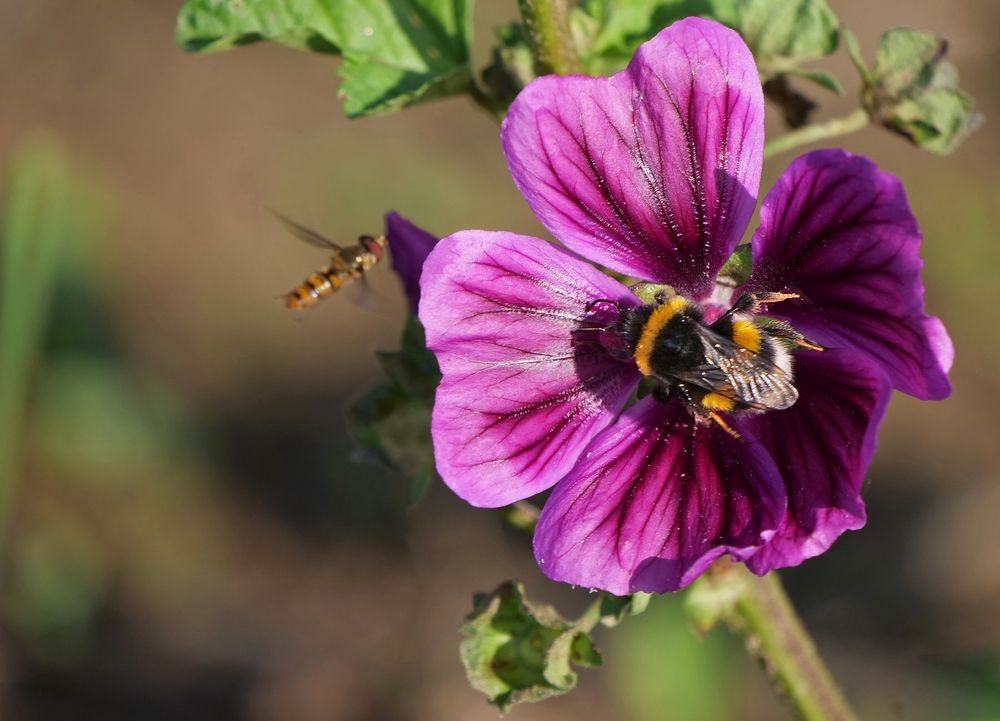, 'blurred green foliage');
0,137,71,528
0,137,208,664
0,138,107,661
609,595,736,721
